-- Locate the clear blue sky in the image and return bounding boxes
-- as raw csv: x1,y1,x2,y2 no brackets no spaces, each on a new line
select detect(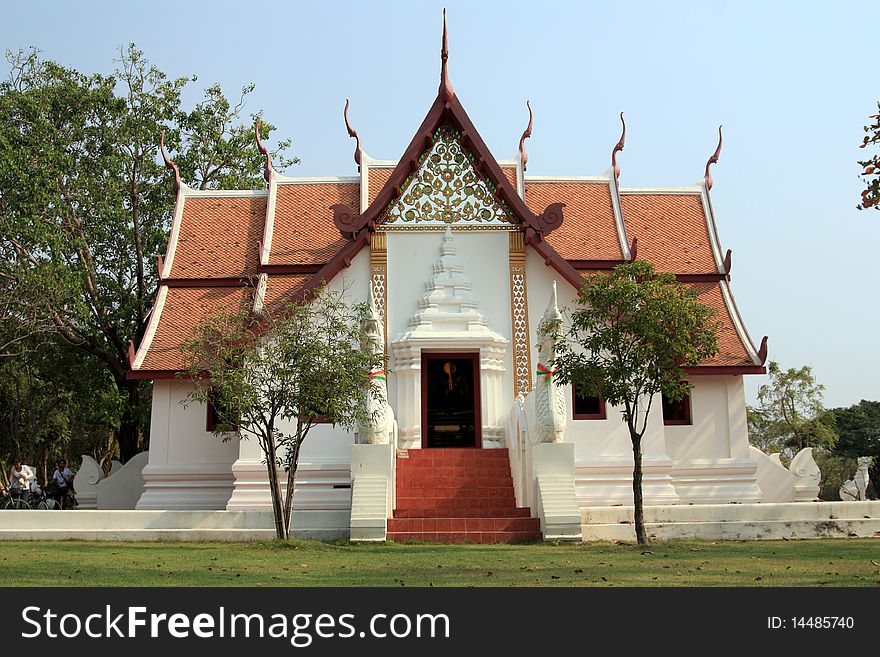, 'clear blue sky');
2,0,877,408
